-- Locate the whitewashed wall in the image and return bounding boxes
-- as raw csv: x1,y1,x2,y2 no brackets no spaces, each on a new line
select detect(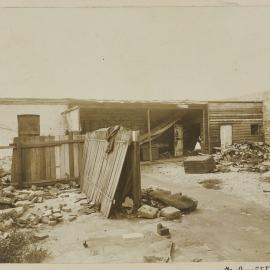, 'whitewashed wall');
64,107,80,132
0,104,68,157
